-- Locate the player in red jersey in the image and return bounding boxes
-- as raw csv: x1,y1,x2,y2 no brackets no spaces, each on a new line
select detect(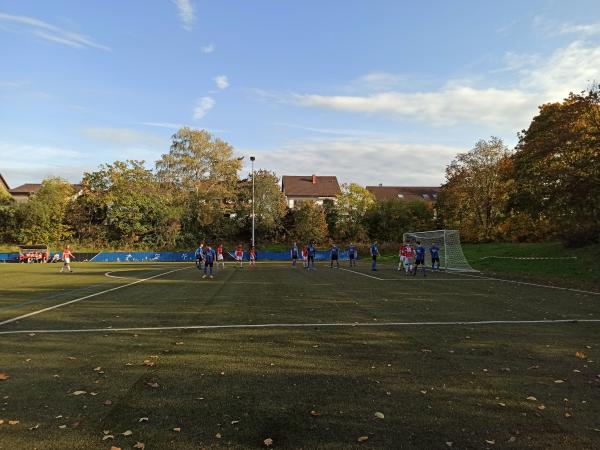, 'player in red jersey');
216,243,225,269
249,245,256,267
235,244,244,268
60,245,75,273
